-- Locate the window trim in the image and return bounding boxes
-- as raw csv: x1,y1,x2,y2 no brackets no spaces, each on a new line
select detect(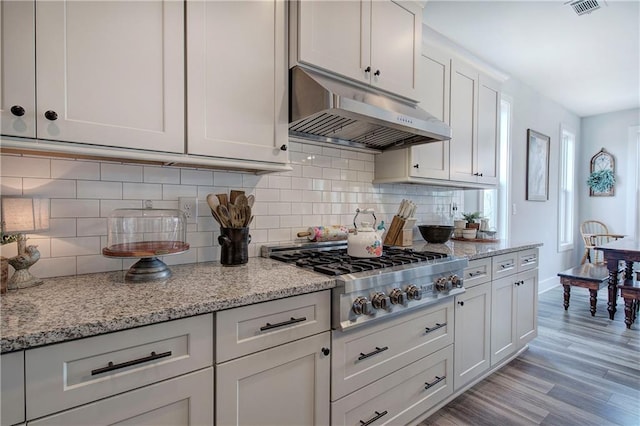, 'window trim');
558,123,576,252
